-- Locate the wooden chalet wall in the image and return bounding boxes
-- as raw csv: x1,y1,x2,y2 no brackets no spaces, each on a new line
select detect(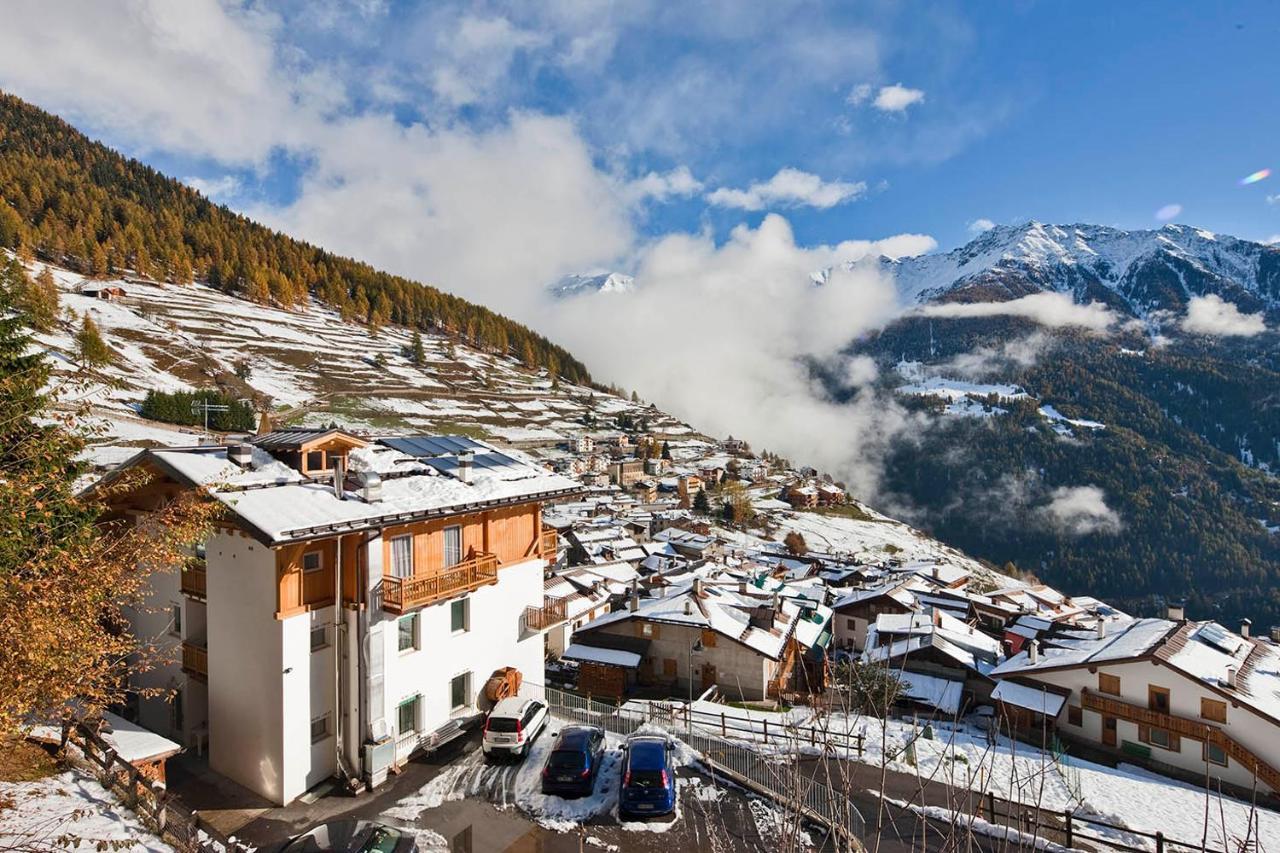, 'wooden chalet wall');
379,503,541,577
